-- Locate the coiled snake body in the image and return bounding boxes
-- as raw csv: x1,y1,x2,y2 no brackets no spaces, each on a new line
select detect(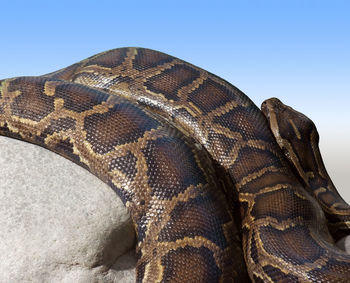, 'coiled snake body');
262,98,350,242
0,48,349,282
